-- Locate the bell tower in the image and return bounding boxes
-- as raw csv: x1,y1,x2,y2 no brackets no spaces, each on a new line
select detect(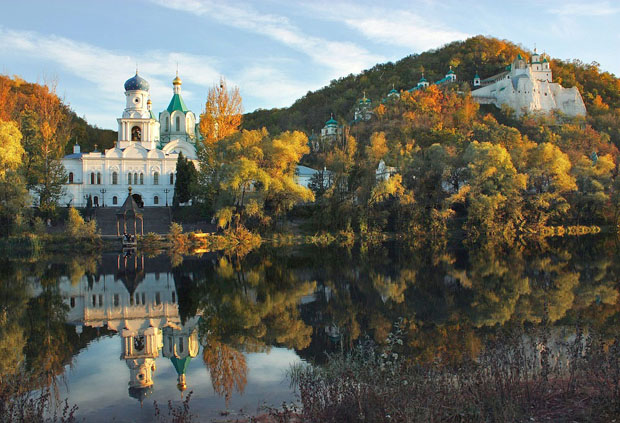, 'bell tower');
117,71,160,150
